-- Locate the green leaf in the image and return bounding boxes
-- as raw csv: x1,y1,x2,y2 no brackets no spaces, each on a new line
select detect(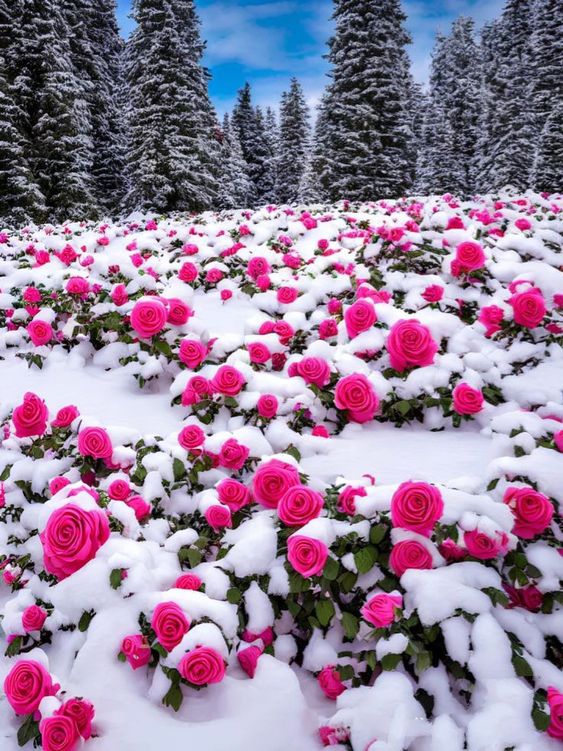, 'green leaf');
369,524,386,545
5,636,22,657
285,445,302,463
0,464,12,481
512,655,533,677
227,587,242,604
187,548,202,568
109,568,123,590
173,458,186,482
354,546,377,574
322,556,339,581
395,400,411,416
416,651,432,673
381,653,402,671
162,683,183,712
17,715,40,747
337,664,354,681
532,707,550,732
288,571,309,593
341,612,359,640
339,571,358,593
78,610,94,632
315,599,335,627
